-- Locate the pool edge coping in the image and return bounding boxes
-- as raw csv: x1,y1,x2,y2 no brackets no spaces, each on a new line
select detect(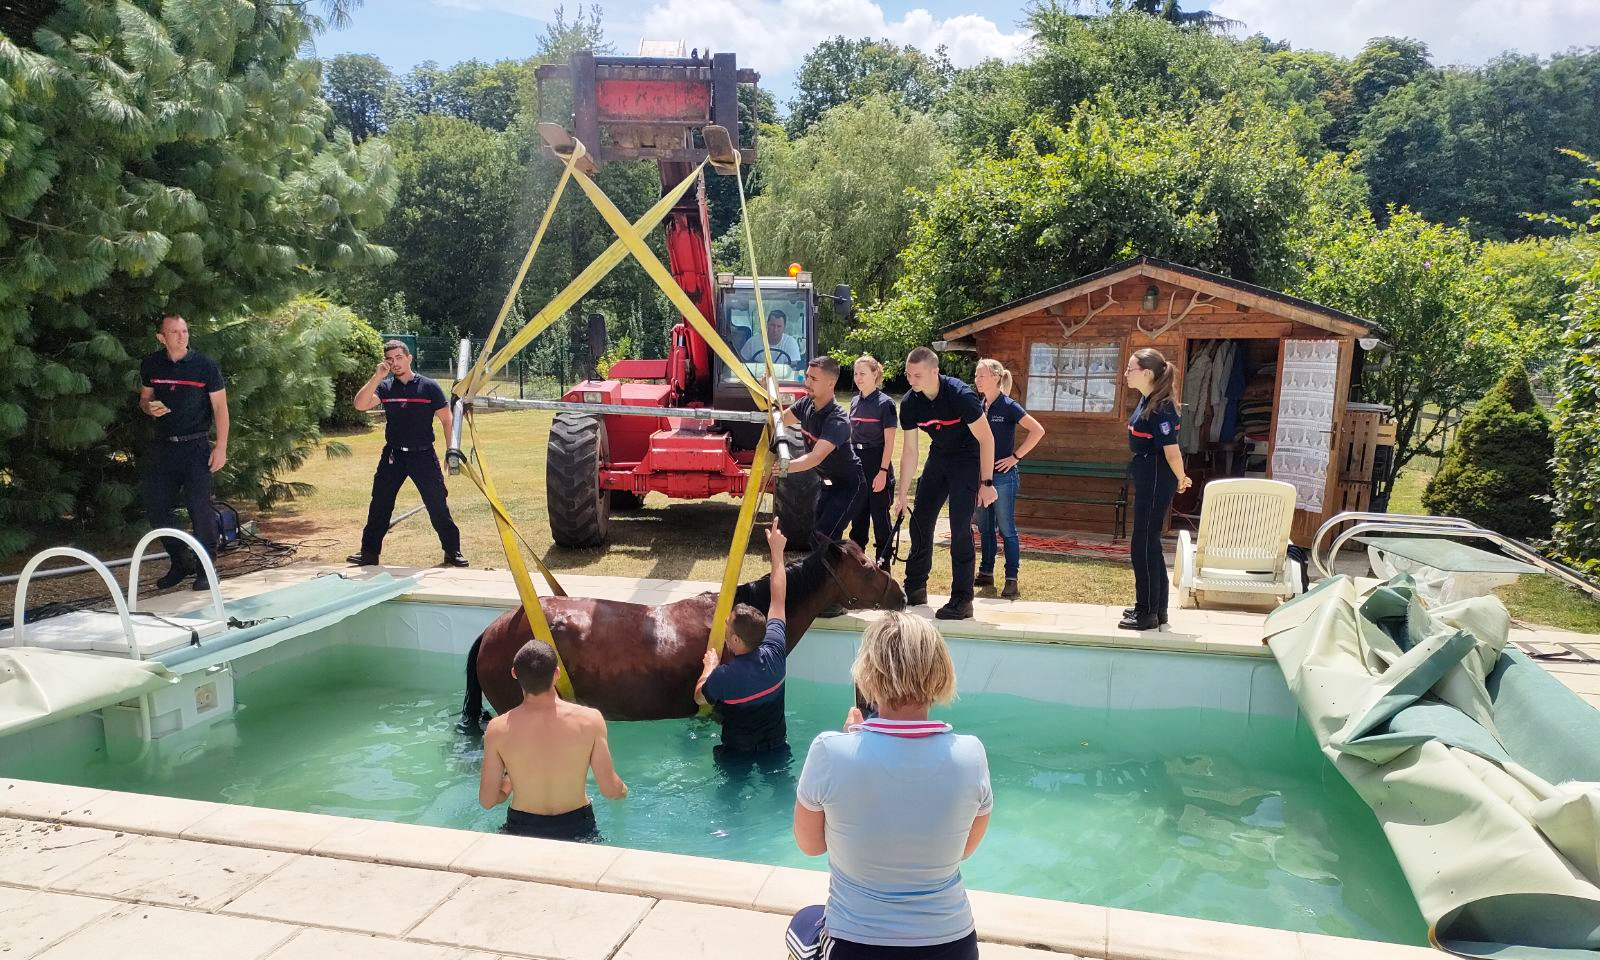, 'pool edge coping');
0,777,1436,960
